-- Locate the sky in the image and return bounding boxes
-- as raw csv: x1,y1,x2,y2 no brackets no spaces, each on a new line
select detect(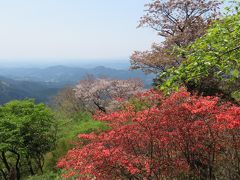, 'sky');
0,0,158,67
